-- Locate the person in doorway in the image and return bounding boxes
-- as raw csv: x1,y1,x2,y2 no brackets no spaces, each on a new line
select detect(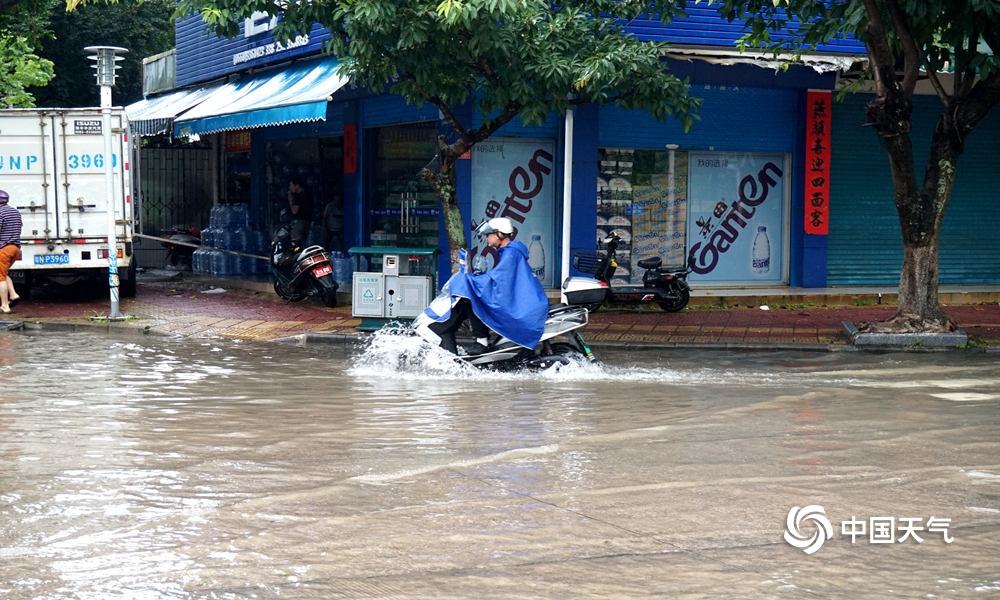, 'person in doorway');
429,217,548,354
286,175,313,244
0,190,23,314
322,194,345,253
